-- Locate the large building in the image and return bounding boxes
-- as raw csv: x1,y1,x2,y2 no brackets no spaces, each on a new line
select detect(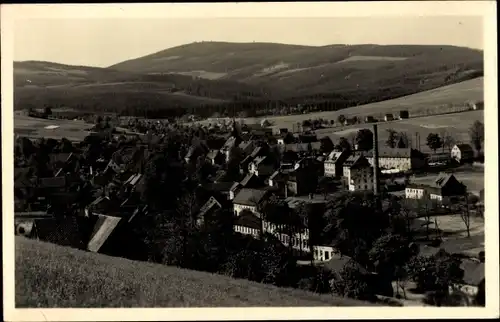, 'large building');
342,155,373,192
324,150,350,178
364,148,426,172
